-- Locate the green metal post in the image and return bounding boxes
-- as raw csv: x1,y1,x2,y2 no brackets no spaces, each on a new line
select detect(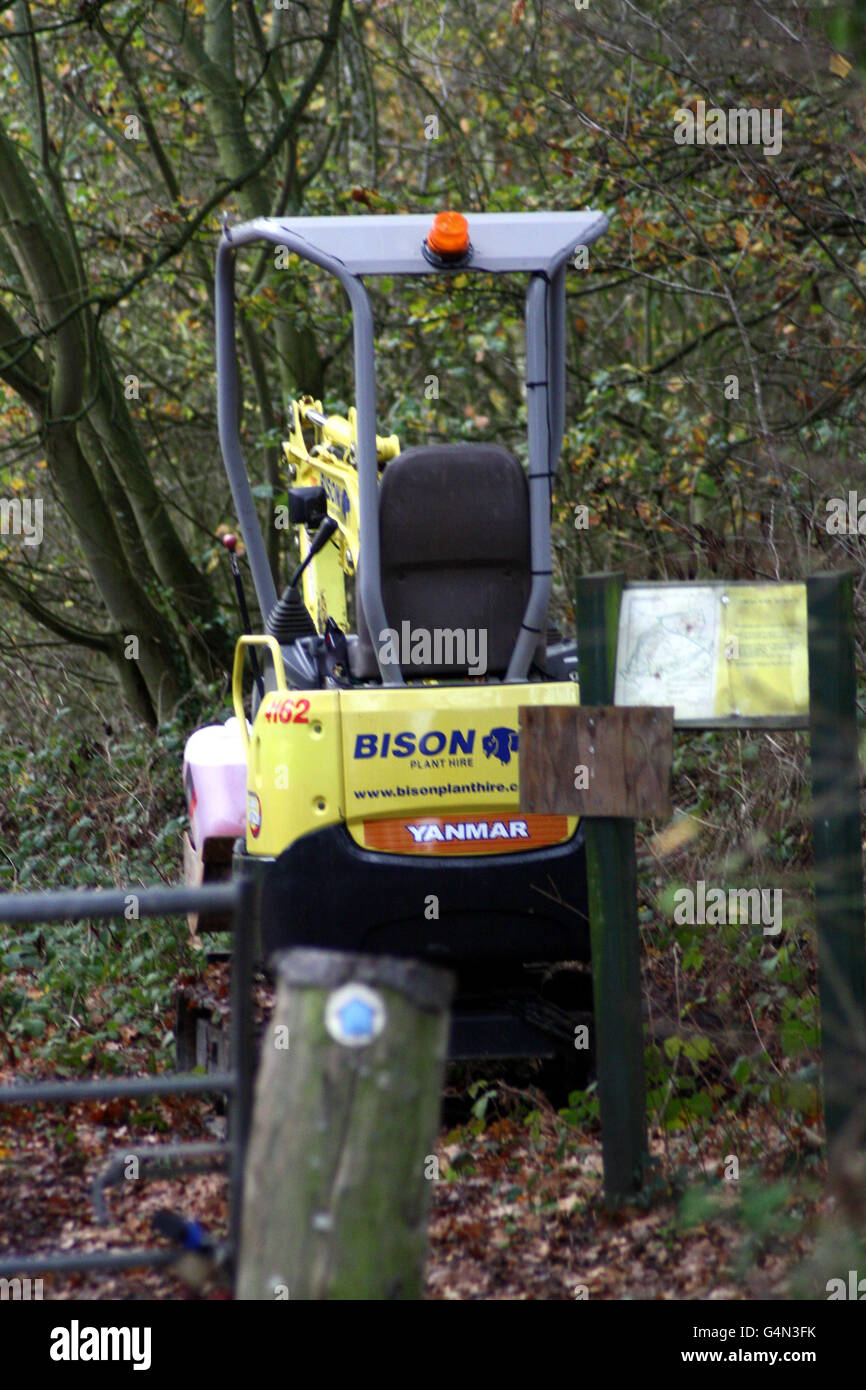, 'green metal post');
575,573,648,1205
806,573,866,1171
